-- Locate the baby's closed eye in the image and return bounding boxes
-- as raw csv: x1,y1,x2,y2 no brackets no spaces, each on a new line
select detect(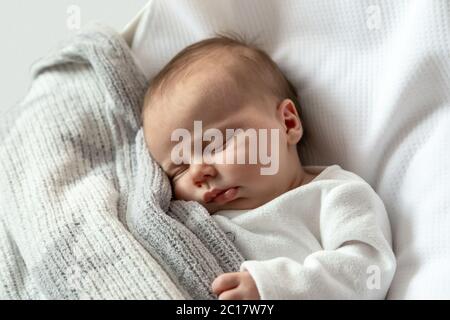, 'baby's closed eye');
171,165,189,181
